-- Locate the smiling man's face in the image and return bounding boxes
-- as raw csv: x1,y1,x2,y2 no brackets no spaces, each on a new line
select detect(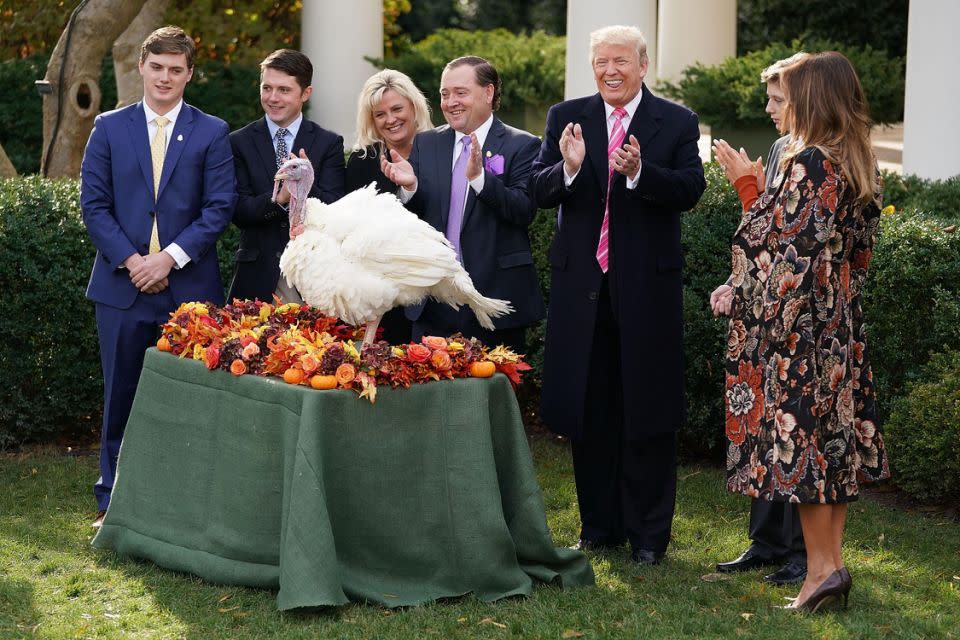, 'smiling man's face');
593,43,646,108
